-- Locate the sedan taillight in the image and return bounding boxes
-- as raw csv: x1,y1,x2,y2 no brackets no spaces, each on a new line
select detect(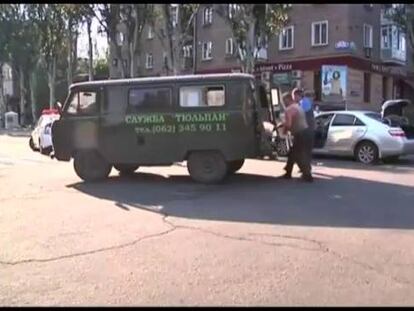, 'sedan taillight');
389,129,406,137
